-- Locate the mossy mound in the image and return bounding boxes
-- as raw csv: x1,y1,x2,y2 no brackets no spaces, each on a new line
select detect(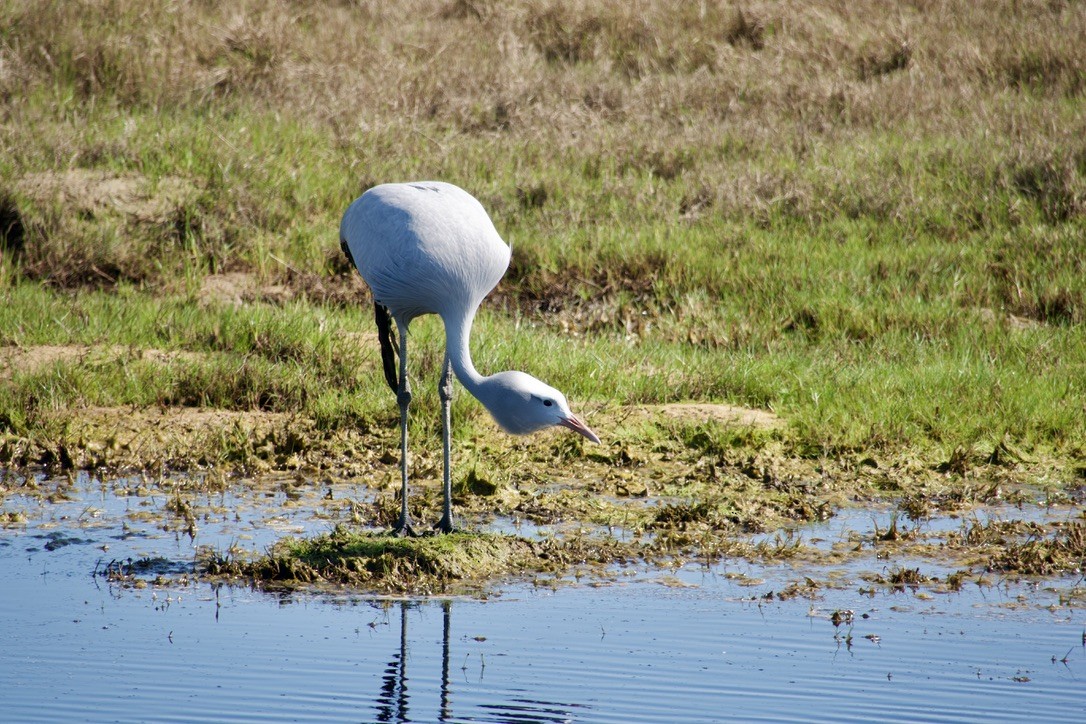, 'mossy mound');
210,527,551,595
204,523,653,595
